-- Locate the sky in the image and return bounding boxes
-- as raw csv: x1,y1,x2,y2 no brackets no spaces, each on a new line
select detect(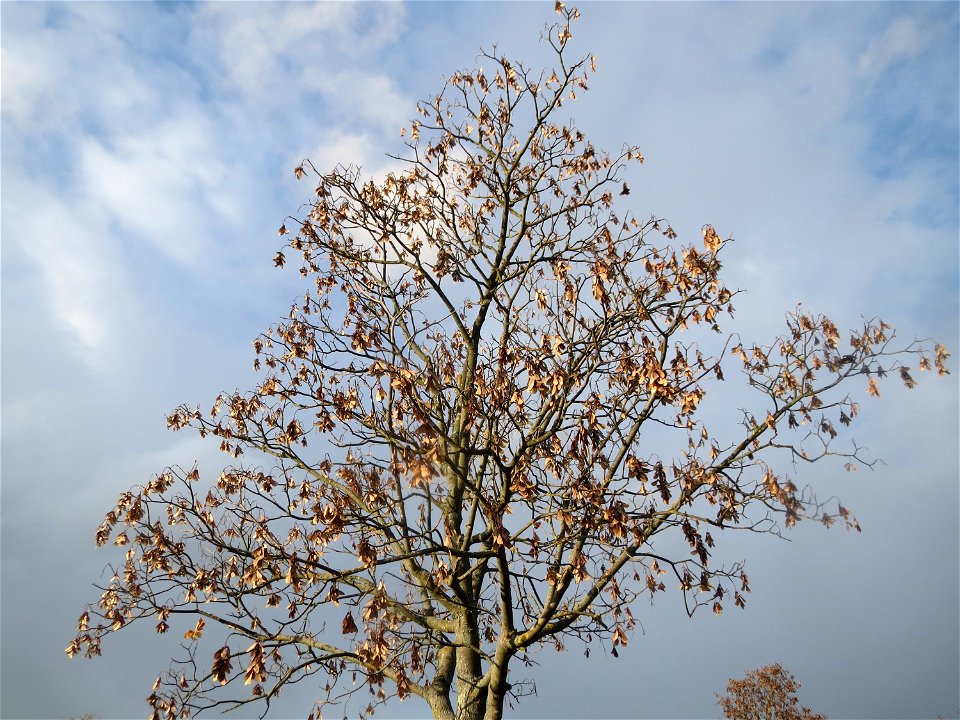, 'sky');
1,2,958,719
